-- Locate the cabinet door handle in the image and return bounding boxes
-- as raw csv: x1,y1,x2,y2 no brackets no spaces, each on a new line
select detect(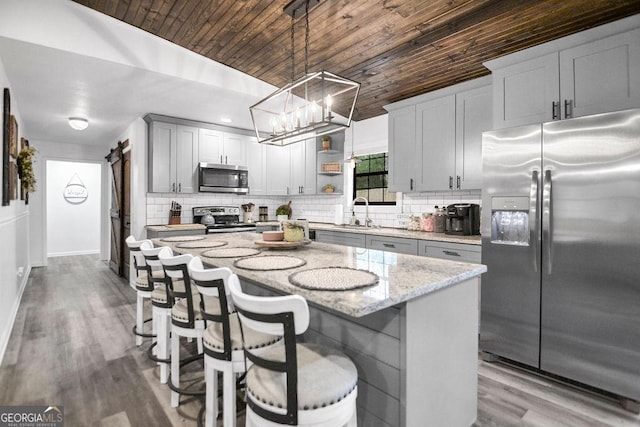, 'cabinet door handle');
178,183,182,192
456,175,461,189
287,187,290,195
225,155,228,164
552,101,560,120
443,250,460,257
449,176,453,189
410,178,414,191
383,243,396,248
564,99,573,119
172,182,176,192
220,155,223,164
